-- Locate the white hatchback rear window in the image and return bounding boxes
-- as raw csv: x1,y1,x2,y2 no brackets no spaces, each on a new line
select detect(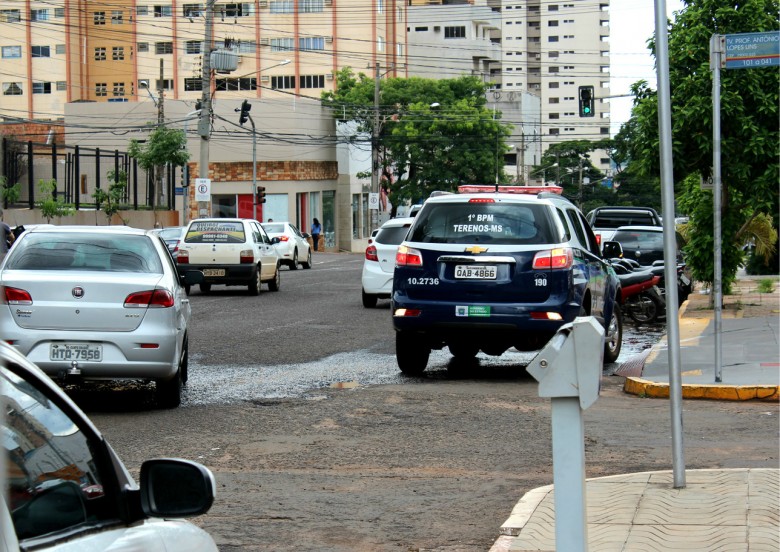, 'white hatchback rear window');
185,221,246,244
